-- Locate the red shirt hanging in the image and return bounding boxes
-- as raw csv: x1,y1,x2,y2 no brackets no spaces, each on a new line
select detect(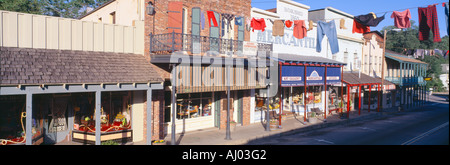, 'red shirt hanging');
251,18,266,32
352,19,370,34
